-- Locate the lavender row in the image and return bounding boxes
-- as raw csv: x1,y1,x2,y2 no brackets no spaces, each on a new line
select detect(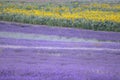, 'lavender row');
0,38,120,49
0,48,120,80
0,22,120,41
